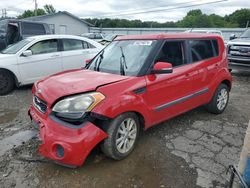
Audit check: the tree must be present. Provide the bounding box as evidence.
[17,4,56,18]
[44,4,56,14]
[228,9,250,27]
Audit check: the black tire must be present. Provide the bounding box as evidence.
[101,112,140,160]
[0,70,15,95]
[206,83,229,114]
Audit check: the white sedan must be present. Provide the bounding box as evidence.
[0,35,103,95]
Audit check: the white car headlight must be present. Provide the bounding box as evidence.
[52,92,105,119]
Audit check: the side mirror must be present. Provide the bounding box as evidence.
[22,50,32,57]
[152,62,173,74]
[229,34,236,40]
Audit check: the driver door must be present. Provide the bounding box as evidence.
[18,39,62,84]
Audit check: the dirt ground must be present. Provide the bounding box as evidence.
[0,71,249,188]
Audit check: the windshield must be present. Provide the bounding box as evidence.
[88,40,157,76]
[0,20,7,34]
[240,29,250,38]
[1,38,33,54]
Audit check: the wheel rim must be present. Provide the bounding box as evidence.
[0,73,9,91]
[217,88,228,111]
[116,118,137,154]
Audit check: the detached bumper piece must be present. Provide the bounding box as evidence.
[29,106,108,167]
[227,165,248,188]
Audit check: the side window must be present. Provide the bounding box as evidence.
[29,39,58,55]
[189,40,214,62]
[88,43,96,49]
[82,41,89,49]
[156,41,185,67]
[63,39,83,51]
[82,41,96,49]
[22,22,46,35]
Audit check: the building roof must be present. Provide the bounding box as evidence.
[22,11,94,27]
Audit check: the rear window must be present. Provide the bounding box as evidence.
[189,40,215,62]
[22,22,45,35]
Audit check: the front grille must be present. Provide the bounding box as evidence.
[33,96,47,114]
[228,45,250,58]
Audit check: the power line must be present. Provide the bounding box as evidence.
[101,0,203,16]
[97,0,228,18]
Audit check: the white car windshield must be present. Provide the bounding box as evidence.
[240,29,250,38]
[1,38,34,54]
[88,40,157,76]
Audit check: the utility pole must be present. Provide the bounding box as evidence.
[34,0,38,16]
[1,9,7,18]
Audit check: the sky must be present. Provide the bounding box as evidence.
[0,0,249,22]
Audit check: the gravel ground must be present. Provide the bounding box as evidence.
[0,72,249,188]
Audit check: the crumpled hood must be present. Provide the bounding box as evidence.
[35,69,129,105]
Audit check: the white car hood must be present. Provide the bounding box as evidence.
[227,38,250,46]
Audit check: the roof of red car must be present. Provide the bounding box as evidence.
[115,33,222,40]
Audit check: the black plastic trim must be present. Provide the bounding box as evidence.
[154,88,209,111]
[49,114,88,129]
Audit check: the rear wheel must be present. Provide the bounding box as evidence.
[206,83,229,114]
[0,70,15,95]
[101,112,140,160]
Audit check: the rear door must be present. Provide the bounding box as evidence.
[61,38,99,70]
[18,39,62,84]
[187,39,220,106]
[145,40,198,126]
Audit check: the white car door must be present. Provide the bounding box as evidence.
[61,39,100,71]
[18,39,62,84]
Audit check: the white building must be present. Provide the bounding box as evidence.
[23,11,93,35]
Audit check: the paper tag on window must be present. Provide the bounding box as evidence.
[133,41,152,46]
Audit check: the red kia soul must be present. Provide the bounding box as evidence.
[29,33,232,167]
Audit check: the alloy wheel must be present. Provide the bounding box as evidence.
[115,118,137,154]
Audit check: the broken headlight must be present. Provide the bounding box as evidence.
[52,92,105,119]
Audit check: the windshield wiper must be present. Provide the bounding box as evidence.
[94,50,104,71]
[119,47,128,76]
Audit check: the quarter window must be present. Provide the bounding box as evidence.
[212,40,219,56]
[156,41,185,67]
[63,39,83,51]
[29,39,58,55]
[189,40,214,62]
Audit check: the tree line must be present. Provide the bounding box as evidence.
[84,9,250,28]
[17,6,250,28]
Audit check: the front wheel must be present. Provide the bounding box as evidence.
[101,112,140,160]
[206,83,229,114]
[0,70,15,95]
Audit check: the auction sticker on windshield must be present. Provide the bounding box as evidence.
[133,41,153,46]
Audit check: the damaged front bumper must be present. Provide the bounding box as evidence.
[28,106,108,167]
